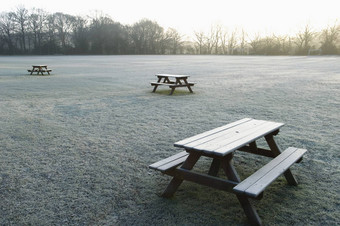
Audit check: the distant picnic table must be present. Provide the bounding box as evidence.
[150,118,307,225]
[28,65,52,75]
[151,74,195,95]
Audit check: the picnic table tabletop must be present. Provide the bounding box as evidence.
[156,74,190,78]
[174,118,284,156]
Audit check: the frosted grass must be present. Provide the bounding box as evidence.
[0,55,339,225]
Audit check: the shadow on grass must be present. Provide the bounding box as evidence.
[27,74,53,76]
[151,89,196,96]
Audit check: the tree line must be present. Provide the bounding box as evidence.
[1,6,339,55]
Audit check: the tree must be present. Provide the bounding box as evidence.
[11,6,29,52]
[71,16,89,54]
[129,19,164,54]
[44,13,59,54]
[54,12,76,53]
[295,24,314,55]
[28,8,48,54]
[0,12,17,54]
[320,23,339,54]
[194,31,205,54]
[209,24,222,54]
[249,34,262,55]
[239,29,247,55]
[227,29,237,55]
[163,28,182,54]
[89,14,128,54]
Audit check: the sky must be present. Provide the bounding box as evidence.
[2,0,339,39]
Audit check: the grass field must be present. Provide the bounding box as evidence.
[0,55,339,225]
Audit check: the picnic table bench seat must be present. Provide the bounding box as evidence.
[233,147,307,198]
[149,151,189,172]
[28,69,52,73]
[150,82,195,87]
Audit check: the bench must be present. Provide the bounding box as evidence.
[150,82,195,88]
[149,151,189,172]
[233,147,307,198]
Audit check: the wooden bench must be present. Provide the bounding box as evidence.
[28,69,52,73]
[151,82,195,88]
[233,147,307,198]
[149,151,189,172]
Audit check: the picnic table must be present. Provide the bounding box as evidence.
[28,65,52,75]
[151,74,195,95]
[149,118,307,225]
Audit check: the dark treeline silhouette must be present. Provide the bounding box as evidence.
[1,6,339,55]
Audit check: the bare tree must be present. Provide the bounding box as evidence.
[210,24,222,54]
[249,34,261,54]
[238,29,248,55]
[320,23,339,54]
[227,29,237,55]
[194,31,205,54]
[220,28,228,54]
[28,8,48,54]
[129,19,164,54]
[205,36,213,54]
[0,12,16,53]
[295,24,314,55]
[11,6,29,52]
[165,28,182,54]
[72,16,89,53]
[54,12,76,51]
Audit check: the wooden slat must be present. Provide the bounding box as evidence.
[150,82,172,86]
[212,122,284,156]
[245,148,306,197]
[149,151,188,171]
[233,147,297,192]
[181,119,283,156]
[156,74,190,78]
[169,84,195,87]
[188,120,269,150]
[233,147,307,198]
[158,155,188,172]
[174,118,253,148]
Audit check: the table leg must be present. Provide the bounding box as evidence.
[162,152,201,198]
[221,154,262,226]
[265,134,298,185]
[208,158,221,176]
[152,77,162,92]
[182,78,193,93]
[169,87,176,95]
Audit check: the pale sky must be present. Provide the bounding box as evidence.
[2,0,339,39]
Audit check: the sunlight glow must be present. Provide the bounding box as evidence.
[3,0,339,38]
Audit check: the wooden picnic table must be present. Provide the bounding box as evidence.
[151,74,195,95]
[28,65,52,75]
[149,118,307,225]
